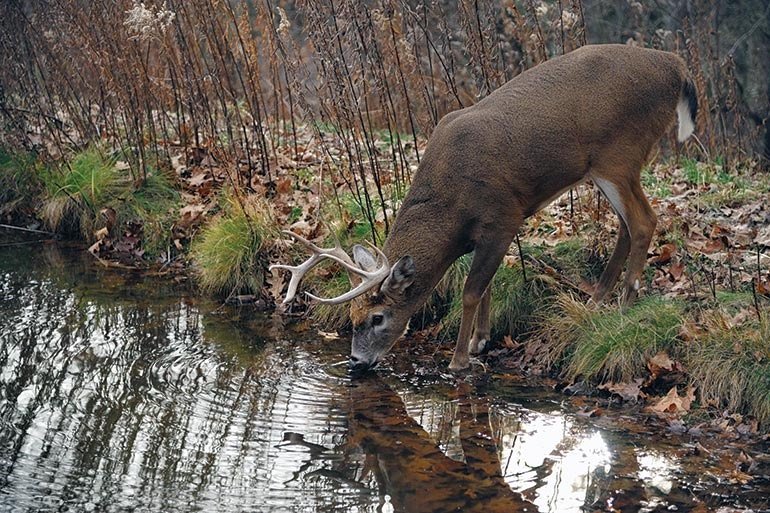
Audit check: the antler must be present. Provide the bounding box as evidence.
[269,230,390,305]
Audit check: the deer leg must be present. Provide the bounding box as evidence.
[590,177,632,303]
[470,286,491,354]
[449,238,513,371]
[620,180,657,305]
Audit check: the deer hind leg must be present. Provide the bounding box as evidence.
[591,173,657,306]
[620,179,657,305]
[449,236,514,371]
[591,176,631,303]
[470,286,491,354]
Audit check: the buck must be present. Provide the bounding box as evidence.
[271,44,697,372]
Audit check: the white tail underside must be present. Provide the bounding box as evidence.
[676,98,695,142]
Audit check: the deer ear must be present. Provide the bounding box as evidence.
[381,255,415,297]
[352,244,378,272]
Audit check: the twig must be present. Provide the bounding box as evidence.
[751,278,762,322]
[0,223,57,236]
[515,233,528,283]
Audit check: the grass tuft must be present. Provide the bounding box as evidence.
[439,256,552,340]
[39,147,118,237]
[114,171,180,256]
[686,302,770,425]
[192,195,278,297]
[540,295,684,383]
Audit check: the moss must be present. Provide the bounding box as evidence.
[541,295,684,383]
[192,195,278,297]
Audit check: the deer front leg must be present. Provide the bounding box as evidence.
[449,238,512,371]
[470,287,491,354]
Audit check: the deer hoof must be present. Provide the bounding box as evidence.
[448,357,469,372]
[470,337,487,355]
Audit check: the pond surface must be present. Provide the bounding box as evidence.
[1,241,769,513]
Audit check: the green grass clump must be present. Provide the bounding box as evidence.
[641,166,673,198]
[192,196,278,297]
[39,147,118,237]
[307,271,355,330]
[438,253,554,340]
[114,171,180,256]
[541,295,684,383]
[686,299,770,425]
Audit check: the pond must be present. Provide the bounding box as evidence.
[1,241,769,513]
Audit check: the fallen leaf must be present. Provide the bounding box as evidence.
[647,351,683,378]
[598,378,644,402]
[576,407,603,418]
[649,243,676,264]
[189,171,212,187]
[94,227,109,241]
[648,385,696,415]
[268,267,286,303]
[502,335,516,349]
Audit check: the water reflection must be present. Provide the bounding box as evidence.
[1,243,769,513]
[344,378,535,512]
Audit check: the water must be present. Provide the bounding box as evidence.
[1,241,769,512]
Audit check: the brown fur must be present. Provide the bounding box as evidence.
[350,44,695,371]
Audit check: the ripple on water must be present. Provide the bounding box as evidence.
[0,275,359,513]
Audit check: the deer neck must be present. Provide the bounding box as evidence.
[382,196,464,316]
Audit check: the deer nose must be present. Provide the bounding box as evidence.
[348,355,373,374]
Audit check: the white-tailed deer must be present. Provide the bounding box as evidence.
[272,44,697,372]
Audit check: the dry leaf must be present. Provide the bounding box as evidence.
[649,243,676,264]
[648,385,696,415]
[647,351,682,378]
[598,378,644,402]
[94,227,109,241]
[268,267,286,303]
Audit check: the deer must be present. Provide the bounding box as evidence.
[271,44,698,373]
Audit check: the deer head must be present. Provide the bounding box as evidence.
[270,231,416,371]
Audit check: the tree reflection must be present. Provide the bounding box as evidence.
[342,376,537,513]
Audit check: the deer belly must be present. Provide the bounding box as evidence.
[531,177,588,216]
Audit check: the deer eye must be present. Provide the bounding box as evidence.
[371,314,384,327]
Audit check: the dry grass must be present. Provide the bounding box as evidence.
[686,301,770,424]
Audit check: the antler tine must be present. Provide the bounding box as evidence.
[309,253,388,280]
[304,252,390,304]
[306,279,381,305]
[271,230,392,305]
[269,254,323,304]
[364,240,390,269]
[280,230,354,265]
[269,230,345,304]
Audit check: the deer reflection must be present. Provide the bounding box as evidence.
[342,377,537,513]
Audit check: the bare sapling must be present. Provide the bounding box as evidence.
[272,44,698,372]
